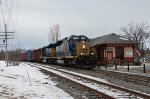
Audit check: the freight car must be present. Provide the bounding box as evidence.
[21,52,26,61]
[32,48,41,62]
[40,35,97,69]
[26,50,32,61]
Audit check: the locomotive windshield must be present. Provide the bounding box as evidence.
[72,36,79,44]
[73,37,79,40]
[81,37,85,39]
[79,36,90,42]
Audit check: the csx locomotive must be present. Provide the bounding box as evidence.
[20,35,97,69]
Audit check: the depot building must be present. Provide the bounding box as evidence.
[90,33,138,65]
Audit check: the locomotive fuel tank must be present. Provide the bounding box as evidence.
[45,47,56,57]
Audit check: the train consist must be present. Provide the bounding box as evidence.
[19,35,97,69]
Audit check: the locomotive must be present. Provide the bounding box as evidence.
[40,35,97,69]
[20,35,97,69]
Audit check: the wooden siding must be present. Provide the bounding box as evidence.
[94,44,136,65]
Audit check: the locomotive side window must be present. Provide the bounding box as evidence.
[73,37,79,40]
[80,37,85,42]
[79,36,90,42]
[72,36,79,43]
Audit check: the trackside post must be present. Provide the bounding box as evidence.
[115,64,117,70]
[127,62,130,71]
[143,64,146,73]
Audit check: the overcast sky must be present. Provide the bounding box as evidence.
[1,0,150,49]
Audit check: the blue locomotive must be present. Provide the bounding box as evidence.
[40,35,97,69]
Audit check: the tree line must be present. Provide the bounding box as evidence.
[0,49,25,61]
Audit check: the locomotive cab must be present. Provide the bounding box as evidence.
[74,36,97,68]
[61,35,97,68]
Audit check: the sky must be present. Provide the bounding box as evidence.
[1,0,150,49]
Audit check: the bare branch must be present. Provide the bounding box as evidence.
[120,22,150,51]
[48,24,61,43]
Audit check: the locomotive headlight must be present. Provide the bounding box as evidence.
[81,53,83,55]
[82,45,85,48]
[91,52,94,55]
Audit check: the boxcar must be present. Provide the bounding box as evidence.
[32,48,41,62]
[26,50,32,61]
[21,52,26,61]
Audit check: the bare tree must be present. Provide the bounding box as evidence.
[48,24,61,43]
[120,22,150,55]
[0,49,5,60]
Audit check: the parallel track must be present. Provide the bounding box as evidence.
[96,69,150,87]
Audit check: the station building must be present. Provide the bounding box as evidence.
[91,33,138,65]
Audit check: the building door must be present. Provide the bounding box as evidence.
[107,51,113,62]
[116,47,124,60]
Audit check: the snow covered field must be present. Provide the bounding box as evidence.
[0,61,73,99]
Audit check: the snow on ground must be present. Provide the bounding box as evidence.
[0,61,73,99]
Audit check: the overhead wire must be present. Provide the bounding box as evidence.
[12,0,22,50]
[0,0,6,26]
[0,0,6,50]
[0,1,1,24]
[9,0,22,50]
[13,0,22,49]
[0,0,21,51]
[6,0,15,49]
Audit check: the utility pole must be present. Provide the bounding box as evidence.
[0,24,14,66]
[0,0,15,66]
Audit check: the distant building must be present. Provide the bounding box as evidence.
[91,33,138,65]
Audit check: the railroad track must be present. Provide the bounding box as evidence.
[39,63,150,87]
[28,63,114,99]
[96,69,150,87]
[27,63,150,99]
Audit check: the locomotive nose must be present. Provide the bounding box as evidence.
[85,59,90,64]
